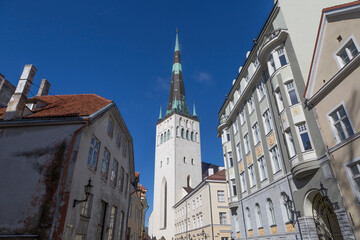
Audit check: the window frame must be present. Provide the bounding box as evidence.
[270,146,282,173]
[252,122,260,145]
[263,109,273,134]
[219,212,227,225]
[327,103,355,143]
[107,117,114,138]
[335,36,359,68]
[285,81,300,106]
[101,149,111,180]
[346,159,360,203]
[296,123,313,152]
[217,190,225,202]
[87,136,100,171]
[258,156,268,181]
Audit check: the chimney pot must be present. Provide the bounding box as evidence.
[36,79,50,96]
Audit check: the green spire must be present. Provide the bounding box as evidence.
[193,102,197,116]
[159,105,162,119]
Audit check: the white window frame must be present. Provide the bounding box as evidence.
[217,190,225,202]
[345,158,360,204]
[285,81,300,106]
[231,179,237,196]
[327,103,355,144]
[248,165,256,187]
[233,117,239,134]
[285,130,297,158]
[236,142,242,162]
[219,212,227,225]
[252,122,260,145]
[258,156,268,181]
[245,207,252,230]
[270,146,282,173]
[267,199,276,226]
[240,172,247,193]
[255,204,263,228]
[248,94,255,114]
[240,107,246,125]
[244,133,250,154]
[334,36,359,68]
[275,89,284,113]
[263,109,273,134]
[257,78,266,100]
[228,152,234,168]
[296,123,313,152]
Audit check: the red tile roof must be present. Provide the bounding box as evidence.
[206,169,226,181]
[0,94,112,120]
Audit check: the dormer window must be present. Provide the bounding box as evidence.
[336,39,359,68]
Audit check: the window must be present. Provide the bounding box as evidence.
[192,200,195,210]
[285,81,299,105]
[121,138,127,157]
[75,235,85,240]
[277,48,288,66]
[275,90,284,113]
[240,172,247,193]
[97,201,107,240]
[270,146,281,173]
[107,206,117,240]
[218,190,225,202]
[329,106,354,142]
[281,193,292,223]
[267,199,276,226]
[252,123,260,145]
[101,149,110,179]
[255,204,263,228]
[233,118,239,134]
[118,211,124,239]
[183,157,186,164]
[349,162,360,195]
[186,130,189,140]
[191,131,194,141]
[257,79,266,100]
[110,159,118,187]
[167,130,170,140]
[228,152,234,168]
[263,109,273,134]
[258,157,268,181]
[115,130,121,148]
[240,107,246,125]
[119,167,125,192]
[196,198,199,208]
[160,134,163,144]
[245,207,252,230]
[200,215,203,227]
[107,117,114,137]
[81,194,93,217]
[236,143,242,162]
[219,212,227,224]
[248,95,255,113]
[248,165,256,187]
[221,238,229,240]
[88,136,100,170]
[231,179,237,196]
[268,55,276,74]
[337,39,359,67]
[199,195,202,206]
[226,128,230,142]
[244,134,250,154]
[297,123,312,151]
[181,128,185,138]
[285,131,297,158]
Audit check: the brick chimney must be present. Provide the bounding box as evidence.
[3,64,37,120]
[36,79,50,96]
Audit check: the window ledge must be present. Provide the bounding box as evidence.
[329,131,360,153]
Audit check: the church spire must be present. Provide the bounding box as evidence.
[165,29,191,117]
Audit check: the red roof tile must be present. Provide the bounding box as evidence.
[0,94,112,120]
[206,169,226,181]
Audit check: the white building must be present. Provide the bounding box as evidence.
[148,31,202,240]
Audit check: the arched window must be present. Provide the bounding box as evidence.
[191,159,194,165]
[267,198,276,226]
[186,130,189,140]
[191,131,194,141]
[176,126,180,137]
[167,130,170,140]
[183,157,186,163]
[281,192,292,223]
[187,175,191,187]
[255,203,263,228]
[195,132,198,142]
[161,134,163,143]
[245,207,252,230]
[181,128,185,138]
[179,117,182,126]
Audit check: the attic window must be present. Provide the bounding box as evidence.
[336,38,359,68]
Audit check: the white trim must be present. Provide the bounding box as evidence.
[326,102,356,144]
[344,156,360,205]
[333,35,360,69]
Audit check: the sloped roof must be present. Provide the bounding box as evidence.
[206,169,226,181]
[0,94,112,120]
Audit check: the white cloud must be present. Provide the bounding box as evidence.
[192,71,213,84]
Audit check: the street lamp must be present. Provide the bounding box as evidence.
[319,182,328,199]
[188,233,192,240]
[73,178,93,207]
[283,194,295,223]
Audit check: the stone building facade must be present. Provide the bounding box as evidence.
[174,170,231,240]
[0,65,135,240]
[217,1,355,239]
[305,1,360,238]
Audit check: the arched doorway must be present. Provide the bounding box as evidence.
[312,193,343,240]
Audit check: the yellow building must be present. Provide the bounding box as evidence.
[174,169,231,240]
[305,1,360,238]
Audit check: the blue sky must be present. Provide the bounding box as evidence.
[0,0,274,225]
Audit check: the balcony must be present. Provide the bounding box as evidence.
[258,29,288,61]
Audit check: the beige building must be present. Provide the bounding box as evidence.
[174,169,231,240]
[127,172,149,240]
[305,1,360,238]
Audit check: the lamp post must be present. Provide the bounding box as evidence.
[73,178,93,207]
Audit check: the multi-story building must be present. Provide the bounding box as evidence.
[0,65,135,240]
[127,172,149,240]
[217,1,355,239]
[148,31,203,240]
[174,169,231,240]
[305,1,360,238]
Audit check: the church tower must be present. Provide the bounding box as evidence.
[148,31,202,240]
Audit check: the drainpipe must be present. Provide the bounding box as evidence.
[207,183,214,240]
[50,120,89,239]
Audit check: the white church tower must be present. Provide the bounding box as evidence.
[148,30,202,240]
